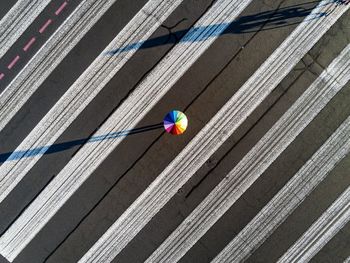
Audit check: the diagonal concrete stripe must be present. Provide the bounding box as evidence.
[0,0,184,202]
[0,0,255,262]
[77,1,350,263]
[277,184,350,263]
[0,0,51,60]
[147,43,350,263]
[212,80,350,263]
[0,0,183,261]
[0,0,120,131]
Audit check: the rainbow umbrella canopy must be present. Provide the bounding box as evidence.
[163,110,188,135]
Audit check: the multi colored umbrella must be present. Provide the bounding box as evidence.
[163,110,188,135]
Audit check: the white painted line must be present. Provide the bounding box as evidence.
[0,0,181,202]
[0,0,183,201]
[212,81,350,263]
[147,43,350,263]
[0,0,118,131]
[0,0,255,262]
[0,0,183,260]
[78,1,349,263]
[277,185,350,263]
[0,0,51,60]
[344,256,350,263]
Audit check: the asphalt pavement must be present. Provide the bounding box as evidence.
[0,0,349,262]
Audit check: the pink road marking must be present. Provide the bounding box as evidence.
[0,73,4,80]
[7,55,20,69]
[23,37,36,51]
[39,19,52,33]
[55,1,68,15]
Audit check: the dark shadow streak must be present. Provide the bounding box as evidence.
[40,0,350,260]
[0,123,164,163]
[105,0,348,55]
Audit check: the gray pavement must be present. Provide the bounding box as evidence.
[0,0,349,262]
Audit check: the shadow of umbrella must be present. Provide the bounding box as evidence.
[0,123,164,163]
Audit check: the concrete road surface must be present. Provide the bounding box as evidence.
[0,0,349,262]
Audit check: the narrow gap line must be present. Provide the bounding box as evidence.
[185,65,308,198]
[88,0,217,138]
[1,125,164,239]
[0,173,57,237]
[44,1,218,260]
[42,130,165,262]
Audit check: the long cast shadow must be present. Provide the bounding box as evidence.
[107,0,348,55]
[0,123,164,163]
